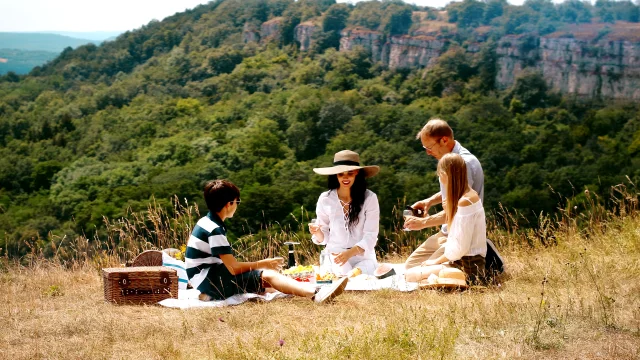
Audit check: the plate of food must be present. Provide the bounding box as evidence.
[315,270,338,284]
[282,265,314,282]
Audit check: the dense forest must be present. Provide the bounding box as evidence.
[0,0,639,258]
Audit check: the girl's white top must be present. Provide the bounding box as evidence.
[312,190,379,259]
[444,199,487,261]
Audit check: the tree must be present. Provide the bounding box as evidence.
[483,0,506,25]
[381,5,413,35]
[557,0,593,23]
[322,3,350,32]
[457,0,487,28]
[476,41,498,92]
[507,71,549,111]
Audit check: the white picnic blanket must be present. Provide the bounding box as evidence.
[158,289,290,309]
[345,274,417,292]
[158,265,415,308]
[344,264,417,292]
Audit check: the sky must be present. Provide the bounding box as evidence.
[1,0,535,33]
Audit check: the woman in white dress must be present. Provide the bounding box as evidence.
[405,153,487,284]
[308,150,380,276]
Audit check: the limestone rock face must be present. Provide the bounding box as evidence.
[339,28,385,63]
[295,22,320,51]
[387,36,446,69]
[338,29,446,70]
[496,34,640,99]
[261,17,282,42]
[250,16,640,99]
[242,23,260,44]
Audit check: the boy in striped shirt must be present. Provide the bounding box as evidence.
[186,179,348,303]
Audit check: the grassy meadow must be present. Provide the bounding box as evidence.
[1,188,639,359]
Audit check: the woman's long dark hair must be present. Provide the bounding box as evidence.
[328,171,367,229]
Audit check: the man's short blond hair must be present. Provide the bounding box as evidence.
[416,119,454,140]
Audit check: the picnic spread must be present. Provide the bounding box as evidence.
[102,243,482,307]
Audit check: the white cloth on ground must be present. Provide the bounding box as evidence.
[158,289,290,309]
[344,263,417,292]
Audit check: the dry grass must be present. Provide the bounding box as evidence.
[1,185,639,359]
[546,22,640,42]
[1,218,638,359]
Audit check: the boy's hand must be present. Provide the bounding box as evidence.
[259,257,284,271]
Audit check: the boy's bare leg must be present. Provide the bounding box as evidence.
[261,270,316,297]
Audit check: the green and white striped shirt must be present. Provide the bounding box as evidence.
[185,212,233,292]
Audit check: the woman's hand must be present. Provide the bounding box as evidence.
[331,248,359,266]
[421,259,439,266]
[258,257,284,271]
[308,223,322,236]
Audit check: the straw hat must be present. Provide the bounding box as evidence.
[419,268,468,290]
[313,150,380,178]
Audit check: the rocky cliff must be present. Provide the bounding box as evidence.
[242,23,260,44]
[295,21,320,51]
[387,35,446,69]
[339,29,446,69]
[248,18,640,99]
[261,17,282,42]
[339,28,385,63]
[496,31,640,99]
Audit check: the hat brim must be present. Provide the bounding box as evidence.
[313,165,380,178]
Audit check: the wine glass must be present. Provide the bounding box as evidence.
[402,209,413,232]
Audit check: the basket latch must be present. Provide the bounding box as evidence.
[118,274,131,287]
[159,272,172,285]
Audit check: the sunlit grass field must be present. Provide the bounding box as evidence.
[1,188,639,359]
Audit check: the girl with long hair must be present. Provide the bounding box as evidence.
[309,150,380,276]
[405,153,487,284]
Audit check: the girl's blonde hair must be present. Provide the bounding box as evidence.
[437,153,468,229]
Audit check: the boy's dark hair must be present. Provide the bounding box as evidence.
[203,180,240,213]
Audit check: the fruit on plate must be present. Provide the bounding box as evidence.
[282,265,314,282]
[315,271,337,281]
[282,265,313,275]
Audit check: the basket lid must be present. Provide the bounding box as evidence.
[102,266,176,274]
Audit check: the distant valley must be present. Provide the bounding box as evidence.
[0,31,121,74]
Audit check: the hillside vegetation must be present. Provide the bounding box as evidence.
[1,191,638,359]
[0,0,639,261]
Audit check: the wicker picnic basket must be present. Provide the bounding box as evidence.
[102,266,178,305]
[130,250,163,267]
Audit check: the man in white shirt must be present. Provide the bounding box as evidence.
[403,119,485,269]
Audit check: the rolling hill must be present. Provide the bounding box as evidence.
[0,32,95,52]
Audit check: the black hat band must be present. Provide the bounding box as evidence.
[333,160,360,166]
